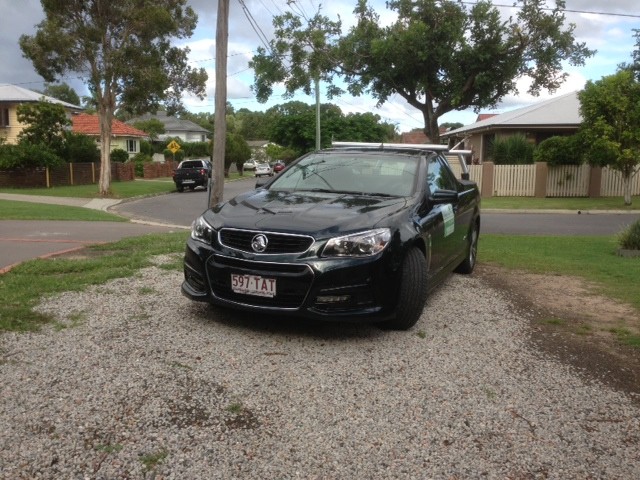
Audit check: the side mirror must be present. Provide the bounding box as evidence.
[430,189,458,204]
[255,178,269,188]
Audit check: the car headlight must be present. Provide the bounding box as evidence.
[191,215,215,244]
[322,228,391,257]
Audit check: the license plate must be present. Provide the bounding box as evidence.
[182,180,195,184]
[231,274,276,297]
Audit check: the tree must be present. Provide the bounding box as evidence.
[16,101,70,156]
[618,28,640,81]
[225,133,251,176]
[42,83,81,106]
[235,109,271,140]
[579,70,640,206]
[20,0,207,196]
[251,0,593,143]
[132,119,166,143]
[265,101,396,156]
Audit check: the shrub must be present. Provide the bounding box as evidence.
[131,152,153,177]
[534,135,584,166]
[63,132,100,163]
[110,148,129,163]
[490,134,534,165]
[618,220,640,250]
[0,142,63,169]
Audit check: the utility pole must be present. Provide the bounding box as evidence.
[210,0,229,208]
[315,77,320,151]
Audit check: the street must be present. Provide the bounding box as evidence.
[113,177,640,235]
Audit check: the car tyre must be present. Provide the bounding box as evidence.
[454,222,479,274]
[382,248,428,330]
[177,185,184,193]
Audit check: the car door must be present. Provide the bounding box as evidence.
[425,155,466,270]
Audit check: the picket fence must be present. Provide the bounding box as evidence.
[449,161,640,197]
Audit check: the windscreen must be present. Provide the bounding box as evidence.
[268,152,418,197]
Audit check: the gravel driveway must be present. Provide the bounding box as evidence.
[1,256,639,479]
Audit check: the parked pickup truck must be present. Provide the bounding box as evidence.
[172,159,211,192]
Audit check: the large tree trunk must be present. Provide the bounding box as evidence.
[623,174,632,206]
[98,107,113,197]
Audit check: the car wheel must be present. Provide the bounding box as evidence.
[382,248,428,330]
[454,221,479,274]
[177,185,184,192]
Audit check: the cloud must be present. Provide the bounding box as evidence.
[3,0,638,132]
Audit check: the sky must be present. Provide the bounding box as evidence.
[1,0,638,133]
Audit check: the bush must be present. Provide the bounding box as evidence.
[131,152,153,177]
[0,142,63,169]
[490,134,534,165]
[534,135,584,166]
[618,220,640,250]
[63,132,100,163]
[110,148,129,163]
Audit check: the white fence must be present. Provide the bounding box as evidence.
[546,164,591,197]
[447,162,640,197]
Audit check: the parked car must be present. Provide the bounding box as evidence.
[172,159,211,192]
[254,163,273,177]
[272,160,286,173]
[182,143,480,330]
[243,159,258,171]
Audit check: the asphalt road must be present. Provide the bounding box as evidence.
[2,178,638,272]
[112,177,640,235]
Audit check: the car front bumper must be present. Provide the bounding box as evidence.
[181,237,402,322]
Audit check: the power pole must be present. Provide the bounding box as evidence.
[315,77,320,151]
[210,0,229,208]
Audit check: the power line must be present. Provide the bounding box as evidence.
[461,2,640,19]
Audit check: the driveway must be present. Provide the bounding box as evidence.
[1,264,638,478]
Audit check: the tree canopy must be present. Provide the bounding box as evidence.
[264,101,396,156]
[16,101,70,157]
[579,69,640,206]
[42,83,81,106]
[20,0,207,195]
[251,0,593,143]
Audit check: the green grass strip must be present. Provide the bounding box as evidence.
[0,232,189,332]
[479,234,640,311]
[0,200,128,221]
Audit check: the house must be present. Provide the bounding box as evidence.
[0,84,83,145]
[442,91,582,163]
[72,113,147,158]
[127,111,210,143]
[400,127,450,144]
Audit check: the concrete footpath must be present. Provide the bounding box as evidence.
[0,194,185,274]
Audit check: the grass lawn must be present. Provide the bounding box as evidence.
[0,232,189,332]
[0,200,128,221]
[0,178,175,199]
[0,173,254,200]
[482,196,640,210]
[479,234,640,311]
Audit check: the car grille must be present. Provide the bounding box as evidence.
[207,255,313,309]
[219,228,314,254]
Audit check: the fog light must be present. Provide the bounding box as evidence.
[315,295,351,304]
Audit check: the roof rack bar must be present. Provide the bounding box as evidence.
[331,141,449,151]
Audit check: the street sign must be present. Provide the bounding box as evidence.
[167,140,181,154]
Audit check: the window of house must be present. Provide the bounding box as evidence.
[126,139,137,153]
[0,108,9,127]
